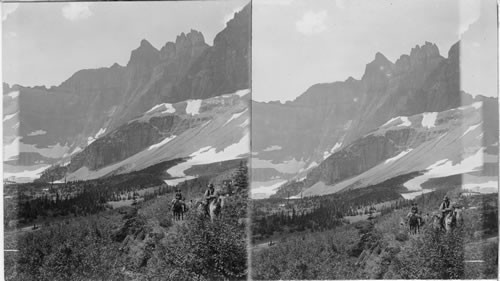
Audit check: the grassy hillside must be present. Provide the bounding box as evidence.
[5,162,249,280]
[251,191,498,280]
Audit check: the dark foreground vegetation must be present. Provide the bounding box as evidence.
[252,188,498,280]
[5,162,249,280]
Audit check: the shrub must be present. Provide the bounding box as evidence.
[391,227,465,279]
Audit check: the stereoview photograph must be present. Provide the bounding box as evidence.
[3,1,250,280]
[251,0,498,279]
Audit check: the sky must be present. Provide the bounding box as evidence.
[2,0,249,87]
[252,0,497,102]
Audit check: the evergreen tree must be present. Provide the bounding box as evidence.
[234,161,248,191]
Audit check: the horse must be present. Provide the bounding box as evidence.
[408,214,422,235]
[430,212,443,231]
[443,207,463,232]
[207,194,227,222]
[171,200,186,221]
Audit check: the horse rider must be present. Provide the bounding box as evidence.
[172,189,185,208]
[407,202,421,224]
[204,183,217,215]
[439,195,452,229]
[174,188,185,201]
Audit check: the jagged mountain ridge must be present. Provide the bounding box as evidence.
[3,4,250,183]
[251,41,495,199]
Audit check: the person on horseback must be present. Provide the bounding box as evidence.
[407,202,421,225]
[439,195,452,229]
[172,188,185,209]
[173,188,185,202]
[204,183,217,216]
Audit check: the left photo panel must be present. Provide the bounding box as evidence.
[3,1,251,280]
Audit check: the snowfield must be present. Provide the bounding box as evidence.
[223,109,247,127]
[404,148,485,192]
[185,99,202,115]
[251,179,288,199]
[382,116,411,127]
[252,157,306,174]
[7,91,19,99]
[398,117,411,127]
[165,132,250,184]
[27,130,47,136]
[461,123,482,138]
[94,128,106,139]
[263,145,282,152]
[323,142,342,159]
[3,164,51,182]
[148,135,176,151]
[3,112,17,122]
[146,103,176,114]
[385,149,413,164]
[421,112,438,128]
[4,138,70,161]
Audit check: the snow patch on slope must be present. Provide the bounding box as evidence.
[251,179,288,199]
[186,100,202,115]
[306,161,318,170]
[95,128,106,139]
[385,149,413,164]
[146,103,176,114]
[323,142,342,159]
[165,132,250,185]
[148,135,176,151]
[4,137,70,160]
[27,130,47,136]
[252,157,306,174]
[263,145,282,152]
[71,146,83,155]
[421,112,438,128]
[383,116,411,127]
[404,148,485,192]
[398,117,411,127]
[6,91,19,99]
[3,165,50,182]
[3,112,17,122]
[461,123,481,138]
[223,109,247,127]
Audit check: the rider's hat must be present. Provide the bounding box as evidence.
[443,196,449,200]
[208,183,214,188]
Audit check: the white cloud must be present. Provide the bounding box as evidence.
[62,3,93,21]
[296,10,328,35]
[2,3,19,21]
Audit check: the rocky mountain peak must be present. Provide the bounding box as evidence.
[160,30,207,61]
[127,39,160,67]
[175,30,206,48]
[448,41,460,61]
[362,51,393,81]
[410,41,440,59]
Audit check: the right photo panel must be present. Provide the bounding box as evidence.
[250,0,498,279]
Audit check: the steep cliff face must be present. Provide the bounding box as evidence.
[65,90,250,181]
[3,4,251,183]
[276,98,497,198]
[171,5,251,102]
